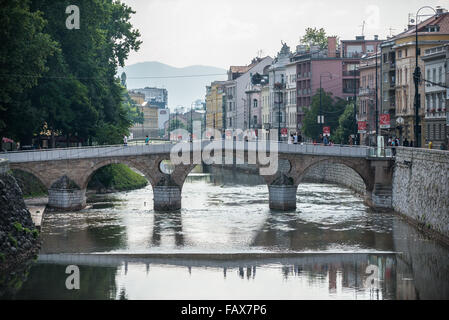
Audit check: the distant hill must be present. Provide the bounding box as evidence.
[118,62,227,109]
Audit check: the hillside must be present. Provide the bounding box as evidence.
[119,62,227,108]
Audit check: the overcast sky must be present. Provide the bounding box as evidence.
[122,0,448,69]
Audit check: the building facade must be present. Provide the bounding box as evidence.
[422,45,448,148]
[358,53,381,146]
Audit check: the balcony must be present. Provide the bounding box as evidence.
[342,70,360,77]
[358,88,375,96]
[343,88,357,94]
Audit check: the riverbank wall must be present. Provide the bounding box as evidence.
[0,159,40,273]
[392,148,449,243]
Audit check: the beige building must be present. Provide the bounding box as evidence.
[205,81,226,133]
[389,9,449,147]
[130,101,160,139]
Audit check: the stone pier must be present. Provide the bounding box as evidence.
[268,185,297,211]
[47,176,86,211]
[153,186,182,211]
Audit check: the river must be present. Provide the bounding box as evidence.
[2,169,449,300]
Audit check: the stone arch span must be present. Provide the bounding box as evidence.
[289,156,374,193]
[296,158,371,195]
[80,158,157,190]
[9,164,52,189]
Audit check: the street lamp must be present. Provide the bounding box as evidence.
[319,72,333,140]
[414,6,437,148]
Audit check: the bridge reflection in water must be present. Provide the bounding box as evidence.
[5,169,448,300]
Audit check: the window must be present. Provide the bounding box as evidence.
[253,99,258,108]
[433,68,436,85]
[398,50,402,58]
[439,67,443,84]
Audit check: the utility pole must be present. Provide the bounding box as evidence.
[414,6,437,148]
[354,67,358,145]
[375,49,379,137]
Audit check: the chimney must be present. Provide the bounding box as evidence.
[436,6,448,14]
[327,36,337,57]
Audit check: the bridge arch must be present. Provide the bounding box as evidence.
[80,158,156,190]
[9,164,52,189]
[293,157,374,193]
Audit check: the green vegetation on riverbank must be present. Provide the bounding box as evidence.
[11,170,47,198]
[88,164,148,192]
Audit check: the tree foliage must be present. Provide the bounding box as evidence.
[300,27,328,50]
[0,0,142,146]
[334,104,356,144]
[302,89,347,140]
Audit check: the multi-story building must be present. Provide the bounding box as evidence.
[285,61,297,136]
[358,52,381,146]
[225,57,273,134]
[261,84,270,140]
[132,87,168,109]
[244,81,262,138]
[384,8,449,147]
[128,91,145,105]
[379,38,397,139]
[292,36,382,135]
[268,43,292,141]
[205,81,227,133]
[422,45,448,148]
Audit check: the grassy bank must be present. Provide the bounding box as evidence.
[87,164,148,192]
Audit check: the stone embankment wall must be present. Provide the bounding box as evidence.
[0,159,40,272]
[301,162,366,195]
[392,148,449,240]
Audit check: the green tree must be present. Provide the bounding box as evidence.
[28,0,141,146]
[302,89,347,140]
[300,27,328,50]
[334,104,356,144]
[0,0,57,140]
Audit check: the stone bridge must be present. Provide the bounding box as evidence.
[0,141,394,211]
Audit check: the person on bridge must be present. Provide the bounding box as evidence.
[323,135,329,146]
[123,135,128,146]
[145,136,150,145]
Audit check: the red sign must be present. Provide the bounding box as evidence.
[379,114,390,129]
[281,128,288,137]
[323,126,331,136]
[358,121,367,133]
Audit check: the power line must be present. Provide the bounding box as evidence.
[0,73,228,80]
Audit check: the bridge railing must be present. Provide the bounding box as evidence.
[0,139,393,163]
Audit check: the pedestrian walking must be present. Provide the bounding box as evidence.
[145,135,150,145]
[123,135,128,146]
[323,135,329,146]
[288,134,293,144]
[403,138,409,147]
[428,141,433,149]
[294,133,298,144]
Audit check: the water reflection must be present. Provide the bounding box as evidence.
[3,168,449,299]
[4,253,412,300]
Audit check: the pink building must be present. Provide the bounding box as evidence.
[292,36,383,131]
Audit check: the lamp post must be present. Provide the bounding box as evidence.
[414,6,437,148]
[319,72,333,141]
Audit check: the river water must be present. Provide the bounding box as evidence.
[3,169,449,300]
